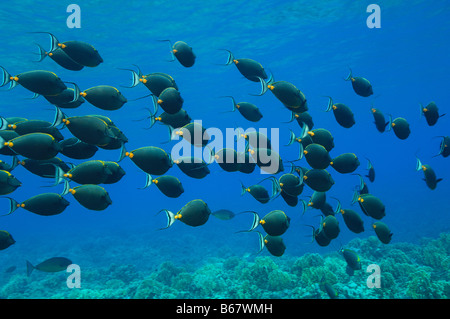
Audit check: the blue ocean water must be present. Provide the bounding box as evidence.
[0,0,449,299]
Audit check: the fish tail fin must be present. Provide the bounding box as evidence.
[222,49,235,66]
[351,188,360,205]
[53,165,66,186]
[138,173,153,189]
[324,96,334,112]
[150,94,159,115]
[51,106,67,127]
[415,157,423,171]
[33,43,48,62]
[344,67,353,81]
[269,176,281,200]
[255,231,265,255]
[157,209,176,230]
[118,143,128,162]
[286,129,297,146]
[2,197,19,216]
[235,211,260,233]
[220,96,237,112]
[250,76,268,96]
[419,103,424,117]
[299,199,307,216]
[26,260,35,277]
[282,111,296,124]
[386,114,393,132]
[61,179,70,196]
[0,66,13,88]
[240,181,247,196]
[117,67,141,88]
[331,197,342,215]
[157,39,175,62]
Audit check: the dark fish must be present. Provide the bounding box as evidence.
[57,160,113,185]
[330,153,360,174]
[66,184,112,211]
[75,85,127,111]
[308,191,327,209]
[259,233,286,257]
[36,32,103,67]
[280,191,299,207]
[237,151,256,174]
[365,158,375,182]
[173,156,210,179]
[0,67,67,96]
[240,210,290,236]
[26,257,72,276]
[416,158,442,190]
[257,77,308,113]
[420,102,445,126]
[388,116,410,140]
[0,230,15,250]
[285,111,314,131]
[211,209,235,220]
[97,125,128,150]
[0,130,20,156]
[8,119,64,141]
[153,87,184,115]
[434,136,450,158]
[321,280,338,299]
[35,44,84,71]
[241,176,280,204]
[160,199,211,228]
[5,265,16,273]
[371,108,389,133]
[59,137,98,159]
[321,215,340,240]
[141,174,184,198]
[122,66,178,96]
[213,148,241,172]
[248,147,284,174]
[102,161,126,184]
[372,222,393,244]
[340,208,364,233]
[325,97,355,128]
[241,130,272,150]
[279,173,304,197]
[286,128,313,160]
[173,122,210,147]
[221,50,268,82]
[4,193,70,216]
[224,96,262,122]
[357,193,385,220]
[304,143,332,170]
[303,169,334,192]
[320,202,336,216]
[2,132,61,160]
[120,146,172,176]
[150,109,192,129]
[18,157,70,179]
[44,88,85,109]
[306,225,331,247]
[345,68,373,97]
[52,108,116,146]
[341,248,362,275]
[160,40,196,68]
[307,128,334,152]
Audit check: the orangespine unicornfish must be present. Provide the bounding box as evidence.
[307,128,335,152]
[320,277,338,299]
[173,156,210,179]
[237,210,290,236]
[303,169,334,192]
[54,160,113,185]
[119,144,172,176]
[240,176,281,204]
[304,224,331,247]
[304,143,332,170]
[158,199,211,229]
[102,161,126,184]
[212,148,241,173]
[254,232,286,257]
[340,248,362,276]
[351,173,370,201]
[72,83,127,111]
[433,136,450,158]
[18,157,71,179]
[147,108,191,130]
[119,65,178,95]
[30,32,103,67]
[26,257,72,277]
[221,96,262,122]
[387,115,410,140]
[307,191,327,210]
[324,97,355,128]
[345,67,373,97]
[340,208,364,234]
[0,230,15,251]
[357,193,386,220]
[365,157,375,182]
[420,102,445,126]
[34,43,84,71]
[2,193,69,217]
[44,88,85,109]
[330,153,360,174]
[62,181,112,211]
[140,174,184,198]
[286,124,311,160]
[59,137,98,160]
[8,119,64,141]
[239,128,273,150]
[219,49,268,82]
[0,130,20,156]
[171,122,210,147]
[248,147,284,174]
[159,40,196,67]
[0,67,67,96]
[255,76,308,113]
[278,173,304,197]
[0,132,61,161]
[284,111,314,131]
[150,87,183,115]
[371,107,389,133]
[372,221,393,244]
[321,215,340,240]
[415,157,442,190]
[0,170,21,196]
